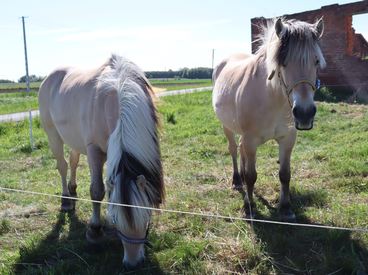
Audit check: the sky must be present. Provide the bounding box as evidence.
[1,0,367,81]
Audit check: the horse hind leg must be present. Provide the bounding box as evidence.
[68,149,80,197]
[46,127,74,211]
[240,139,257,219]
[86,144,106,244]
[223,126,242,190]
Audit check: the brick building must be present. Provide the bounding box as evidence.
[251,1,368,101]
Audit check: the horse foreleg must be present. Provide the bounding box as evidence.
[223,126,242,189]
[86,144,106,244]
[68,149,80,197]
[240,140,257,218]
[277,132,296,222]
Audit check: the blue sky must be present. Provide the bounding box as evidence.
[1,0,367,81]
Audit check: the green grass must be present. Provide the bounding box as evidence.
[0,92,38,115]
[150,78,212,91]
[0,91,367,274]
[0,79,212,93]
[0,79,212,115]
[0,82,41,92]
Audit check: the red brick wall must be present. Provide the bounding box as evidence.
[251,1,368,89]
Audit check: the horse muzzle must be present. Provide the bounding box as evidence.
[123,256,145,270]
[295,120,314,131]
[292,105,316,131]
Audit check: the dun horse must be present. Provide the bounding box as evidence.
[212,18,325,221]
[38,55,164,268]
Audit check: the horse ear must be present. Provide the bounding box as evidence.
[136,175,147,193]
[314,17,324,40]
[275,18,285,39]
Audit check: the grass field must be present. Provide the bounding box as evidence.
[0,82,41,93]
[0,79,212,115]
[0,91,367,274]
[0,79,212,94]
[0,92,38,115]
[150,79,212,91]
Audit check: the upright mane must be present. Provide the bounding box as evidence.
[100,54,164,232]
[255,18,326,78]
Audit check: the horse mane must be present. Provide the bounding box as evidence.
[255,18,326,77]
[101,54,164,231]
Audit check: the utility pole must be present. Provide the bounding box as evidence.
[211,49,215,71]
[211,49,215,84]
[21,16,34,150]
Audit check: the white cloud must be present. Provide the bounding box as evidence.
[55,19,232,42]
[57,26,192,42]
[30,27,81,36]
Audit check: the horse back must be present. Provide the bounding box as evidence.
[212,53,252,83]
[38,68,69,129]
[38,66,118,154]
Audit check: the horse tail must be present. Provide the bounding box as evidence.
[212,59,227,84]
[102,56,164,229]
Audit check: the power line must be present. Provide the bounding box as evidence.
[1,186,368,233]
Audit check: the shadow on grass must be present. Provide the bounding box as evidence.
[237,188,368,274]
[14,211,164,275]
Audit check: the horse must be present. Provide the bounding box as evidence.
[212,18,326,221]
[38,54,164,268]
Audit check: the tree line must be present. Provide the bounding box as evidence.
[0,75,45,83]
[145,67,213,79]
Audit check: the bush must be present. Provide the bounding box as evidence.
[145,67,213,79]
[315,86,354,102]
[315,87,337,102]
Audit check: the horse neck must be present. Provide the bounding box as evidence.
[263,64,292,110]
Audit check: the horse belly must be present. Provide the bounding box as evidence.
[49,103,88,155]
[56,124,87,154]
[212,87,241,134]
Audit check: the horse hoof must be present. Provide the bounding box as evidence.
[86,225,104,244]
[232,184,243,191]
[279,209,296,222]
[61,197,75,212]
[68,184,77,197]
[232,173,242,190]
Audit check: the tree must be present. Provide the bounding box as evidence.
[145,67,213,79]
[18,74,44,83]
[0,79,15,83]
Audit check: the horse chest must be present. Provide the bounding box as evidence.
[253,115,291,145]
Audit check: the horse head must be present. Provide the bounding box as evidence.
[272,18,326,130]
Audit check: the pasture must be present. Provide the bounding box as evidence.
[0,82,41,94]
[0,79,212,94]
[0,91,367,274]
[0,79,212,115]
[0,92,38,115]
[150,79,212,91]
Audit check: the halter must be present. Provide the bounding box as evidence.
[268,69,317,108]
[111,216,152,247]
[116,228,151,246]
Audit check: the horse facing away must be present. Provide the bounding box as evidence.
[38,54,164,268]
[212,18,326,221]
